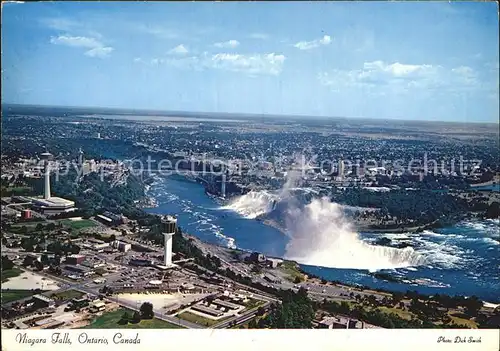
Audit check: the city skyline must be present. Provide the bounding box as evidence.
[2,1,499,123]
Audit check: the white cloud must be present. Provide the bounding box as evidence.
[49,35,113,58]
[50,35,101,49]
[318,61,481,95]
[249,33,269,40]
[213,40,240,49]
[210,53,285,75]
[294,35,332,50]
[85,47,114,58]
[144,51,285,76]
[168,44,189,55]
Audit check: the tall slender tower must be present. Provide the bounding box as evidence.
[221,165,227,199]
[40,151,53,200]
[78,148,84,166]
[161,215,177,267]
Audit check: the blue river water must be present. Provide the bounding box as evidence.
[145,175,500,302]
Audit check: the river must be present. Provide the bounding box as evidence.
[145,175,500,303]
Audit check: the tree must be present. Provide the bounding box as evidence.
[256,306,266,316]
[140,302,154,319]
[293,276,302,284]
[392,291,404,305]
[1,256,14,271]
[35,223,44,231]
[464,296,483,317]
[119,311,130,325]
[131,311,141,324]
[34,260,44,271]
[46,222,56,231]
[251,265,262,274]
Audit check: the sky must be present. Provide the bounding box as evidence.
[2,1,499,123]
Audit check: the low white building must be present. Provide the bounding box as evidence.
[112,240,131,252]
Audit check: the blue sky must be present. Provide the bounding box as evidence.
[2,1,499,122]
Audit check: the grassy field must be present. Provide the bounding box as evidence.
[378,306,414,320]
[1,289,39,304]
[9,225,37,234]
[1,186,33,197]
[449,313,478,329]
[1,268,24,283]
[281,261,305,282]
[82,308,183,329]
[52,289,85,301]
[59,219,97,231]
[244,298,266,310]
[177,311,226,327]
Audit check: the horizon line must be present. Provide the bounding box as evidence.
[2,102,499,125]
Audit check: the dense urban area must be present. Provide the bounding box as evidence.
[1,104,499,330]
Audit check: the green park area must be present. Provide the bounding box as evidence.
[281,261,305,283]
[1,289,39,304]
[9,224,38,234]
[1,267,23,283]
[0,186,33,197]
[177,311,231,327]
[59,219,97,231]
[52,289,85,301]
[82,308,183,329]
[243,298,266,310]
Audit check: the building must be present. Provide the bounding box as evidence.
[78,148,84,167]
[66,254,86,265]
[212,299,241,310]
[30,151,76,215]
[64,264,94,276]
[34,318,64,329]
[84,239,110,252]
[21,209,31,220]
[249,252,266,263]
[266,258,283,269]
[89,301,106,313]
[262,273,281,284]
[112,240,131,252]
[318,316,364,329]
[191,304,224,317]
[95,214,113,225]
[32,197,76,215]
[161,215,177,268]
[338,159,345,180]
[32,294,55,308]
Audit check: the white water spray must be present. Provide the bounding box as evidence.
[222,190,279,219]
[225,167,426,270]
[283,197,427,270]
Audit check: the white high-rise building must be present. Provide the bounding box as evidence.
[161,215,177,267]
[338,159,345,180]
[40,152,53,199]
[78,148,84,166]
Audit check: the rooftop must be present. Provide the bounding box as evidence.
[32,197,75,208]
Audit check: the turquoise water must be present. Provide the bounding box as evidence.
[145,175,500,302]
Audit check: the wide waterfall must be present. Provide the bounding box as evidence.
[284,197,427,271]
[224,188,427,270]
[222,190,279,219]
